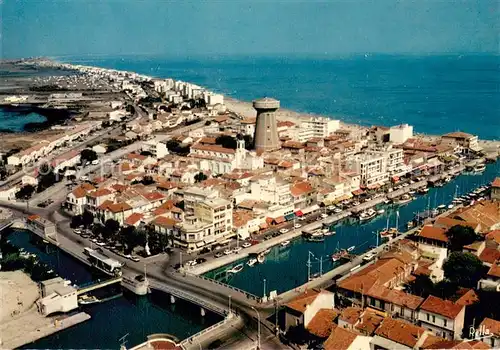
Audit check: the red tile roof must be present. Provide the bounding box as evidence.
[191,143,236,154]
[285,289,321,313]
[418,225,449,243]
[339,306,362,325]
[486,230,500,244]
[492,178,500,188]
[425,340,490,349]
[88,188,112,198]
[153,216,179,228]
[366,285,424,310]
[420,295,464,319]
[479,317,500,336]
[306,308,339,338]
[375,318,426,348]
[355,310,385,336]
[125,213,143,226]
[487,263,500,278]
[107,202,132,213]
[479,247,500,265]
[290,181,314,197]
[323,326,358,350]
[453,288,479,306]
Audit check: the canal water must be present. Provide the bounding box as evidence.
[4,229,222,349]
[204,161,500,296]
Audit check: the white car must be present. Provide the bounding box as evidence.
[96,241,106,246]
[232,247,243,254]
[91,159,100,165]
[294,224,302,229]
[73,229,82,234]
[80,175,89,181]
[223,249,232,255]
[242,242,252,248]
[321,213,328,218]
[130,256,140,262]
[185,260,197,266]
[279,228,289,234]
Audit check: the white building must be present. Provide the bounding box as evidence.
[418,295,466,340]
[37,278,78,316]
[284,289,335,331]
[183,187,219,216]
[190,140,263,175]
[348,153,388,187]
[250,175,292,207]
[300,117,340,138]
[390,124,413,144]
[176,197,233,252]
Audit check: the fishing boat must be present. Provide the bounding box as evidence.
[380,227,398,239]
[383,199,392,205]
[347,246,355,252]
[228,264,244,274]
[474,163,486,173]
[280,240,291,247]
[257,253,265,264]
[323,230,335,236]
[409,191,416,195]
[309,272,321,281]
[377,209,385,215]
[78,294,100,305]
[417,187,429,194]
[437,204,446,210]
[247,258,258,267]
[304,231,325,242]
[331,249,348,262]
[447,204,454,209]
[359,208,377,221]
[394,194,413,205]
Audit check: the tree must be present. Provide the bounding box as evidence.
[15,184,35,200]
[443,252,485,288]
[194,172,208,183]
[80,149,98,164]
[92,223,106,239]
[119,226,146,254]
[81,210,94,228]
[37,162,57,192]
[405,275,435,298]
[140,150,153,157]
[215,135,237,149]
[141,175,154,185]
[104,219,120,237]
[446,225,478,251]
[70,215,83,229]
[243,135,254,150]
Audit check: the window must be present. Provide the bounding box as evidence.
[432,315,436,323]
[427,313,430,321]
[443,319,447,327]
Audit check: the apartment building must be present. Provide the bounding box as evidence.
[441,132,480,153]
[301,117,340,138]
[250,175,293,207]
[389,124,413,144]
[349,153,388,187]
[175,197,233,252]
[418,295,466,340]
[182,187,219,216]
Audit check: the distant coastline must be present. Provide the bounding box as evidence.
[62,54,500,140]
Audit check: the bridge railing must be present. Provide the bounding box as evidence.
[148,280,228,316]
[179,314,236,349]
[185,272,261,302]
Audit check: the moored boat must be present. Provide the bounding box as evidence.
[247,258,257,267]
[359,209,377,221]
[347,246,355,252]
[228,264,244,274]
[280,240,291,247]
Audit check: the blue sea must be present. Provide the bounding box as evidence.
[63,54,500,140]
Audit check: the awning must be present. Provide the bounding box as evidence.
[195,241,205,248]
[352,189,364,196]
[274,216,285,224]
[322,199,333,206]
[259,222,269,230]
[295,210,304,217]
[204,238,216,245]
[285,213,295,221]
[367,183,381,190]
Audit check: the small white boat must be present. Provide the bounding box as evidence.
[228,264,244,274]
[474,164,486,172]
[324,230,335,236]
[377,209,385,214]
[417,188,429,194]
[347,246,355,252]
[447,204,454,209]
[78,294,100,305]
[394,194,413,205]
[257,253,265,264]
[281,240,291,247]
[359,209,377,221]
[437,204,446,210]
[247,258,257,267]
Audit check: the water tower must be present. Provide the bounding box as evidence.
[253,97,280,152]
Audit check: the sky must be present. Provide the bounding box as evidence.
[1,0,499,58]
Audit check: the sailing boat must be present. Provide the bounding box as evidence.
[380,211,398,239]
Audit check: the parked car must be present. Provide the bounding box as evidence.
[279,228,289,234]
[294,224,302,229]
[185,260,197,267]
[130,256,140,262]
[242,242,252,248]
[321,213,328,218]
[214,252,223,258]
[232,247,242,254]
[196,258,207,264]
[223,249,232,255]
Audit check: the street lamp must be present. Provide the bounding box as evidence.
[251,306,261,349]
[263,278,266,299]
[228,295,232,315]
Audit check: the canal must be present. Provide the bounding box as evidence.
[204,161,500,296]
[4,229,222,349]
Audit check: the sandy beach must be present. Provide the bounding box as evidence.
[224,96,368,133]
[0,270,40,323]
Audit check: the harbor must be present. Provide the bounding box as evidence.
[201,160,500,297]
[1,228,223,349]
